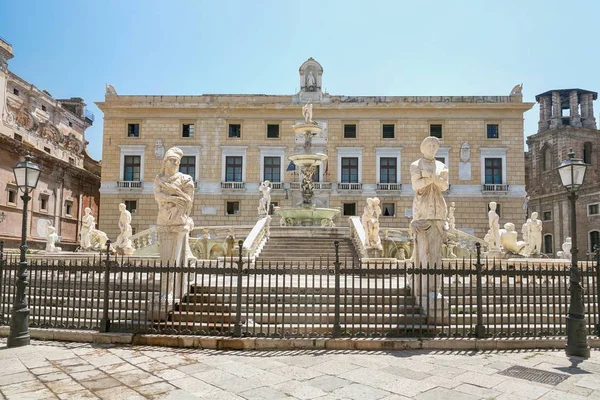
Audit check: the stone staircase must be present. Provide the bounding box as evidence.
[255,226,359,265]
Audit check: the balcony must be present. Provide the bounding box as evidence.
[482,184,509,193]
[290,182,332,190]
[221,182,245,190]
[337,183,363,191]
[376,183,402,192]
[117,181,143,190]
[270,182,284,190]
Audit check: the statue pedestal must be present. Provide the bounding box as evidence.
[365,247,383,258]
[419,292,450,325]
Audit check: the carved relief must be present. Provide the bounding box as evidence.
[15,107,36,130]
[38,122,62,143]
[155,139,165,159]
[459,142,470,163]
[64,134,84,154]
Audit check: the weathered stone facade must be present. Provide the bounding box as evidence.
[0,38,100,250]
[97,58,533,241]
[526,89,600,256]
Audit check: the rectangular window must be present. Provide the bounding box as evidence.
[228,124,241,138]
[124,200,137,213]
[8,189,17,205]
[44,147,51,154]
[435,156,446,164]
[341,157,359,183]
[127,123,140,138]
[13,88,19,96]
[226,201,240,215]
[542,211,552,221]
[430,124,443,138]
[226,156,243,182]
[343,203,356,216]
[382,124,395,139]
[264,156,281,182]
[589,204,599,216]
[179,156,196,181]
[487,124,499,139]
[40,196,48,212]
[484,158,503,184]
[544,235,553,254]
[266,124,280,139]
[182,123,195,138]
[14,133,22,142]
[123,155,141,181]
[312,165,320,182]
[344,124,357,139]
[269,201,278,215]
[382,203,396,217]
[41,105,47,112]
[65,201,73,217]
[380,157,397,183]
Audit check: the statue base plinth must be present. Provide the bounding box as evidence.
[365,248,384,258]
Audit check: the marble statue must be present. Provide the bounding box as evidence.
[45,226,61,252]
[80,207,95,249]
[154,147,196,266]
[488,202,501,251]
[447,202,456,231]
[306,70,316,87]
[361,197,382,250]
[114,203,134,255]
[410,137,449,276]
[105,84,117,95]
[510,83,523,96]
[557,237,572,259]
[524,212,543,255]
[499,222,527,255]
[257,180,272,216]
[302,100,313,123]
[410,136,450,322]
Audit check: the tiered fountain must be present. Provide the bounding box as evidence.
[274,101,341,226]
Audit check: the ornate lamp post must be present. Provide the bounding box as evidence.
[7,155,41,348]
[557,149,590,358]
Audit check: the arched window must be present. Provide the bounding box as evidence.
[543,146,552,171]
[590,230,600,252]
[543,234,553,254]
[583,142,593,165]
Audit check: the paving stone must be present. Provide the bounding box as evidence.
[193,369,263,393]
[69,369,107,381]
[79,376,122,391]
[249,369,293,386]
[309,360,362,375]
[135,381,177,397]
[57,390,99,400]
[420,375,463,389]
[574,374,600,391]
[45,378,86,394]
[331,383,391,400]
[0,371,37,386]
[153,389,200,400]
[98,362,138,375]
[169,376,220,395]
[455,383,503,399]
[268,364,324,381]
[136,360,170,373]
[455,370,508,388]
[0,379,47,396]
[239,386,295,400]
[379,366,431,380]
[95,386,147,400]
[306,375,353,392]
[176,362,213,375]
[153,368,188,381]
[538,390,591,400]
[38,371,71,382]
[54,357,86,367]
[414,387,478,400]
[493,379,553,399]
[61,364,97,374]
[84,354,124,367]
[378,377,437,398]
[155,354,193,367]
[127,355,153,365]
[112,369,162,387]
[272,379,328,400]
[5,388,57,400]
[30,365,62,375]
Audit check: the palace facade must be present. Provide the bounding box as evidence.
[0,37,100,250]
[97,58,533,240]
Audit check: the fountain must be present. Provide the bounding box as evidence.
[274,101,341,227]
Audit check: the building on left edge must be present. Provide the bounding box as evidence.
[0,37,101,251]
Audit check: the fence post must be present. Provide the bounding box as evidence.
[0,241,3,265]
[474,242,486,339]
[233,240,244,337]
[595,245,600,336]
[333,241,341,338]
[100,240,112,333]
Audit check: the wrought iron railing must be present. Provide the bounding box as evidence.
[0,241,599,338]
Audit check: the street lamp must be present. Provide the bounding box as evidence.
[7,154,41,348]
[557,149,590,359]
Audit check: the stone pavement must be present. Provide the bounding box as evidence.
[0,338,598,400]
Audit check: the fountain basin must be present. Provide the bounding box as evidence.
[289,153,327,167]
[274,206,341,227]
[293,122,323,135]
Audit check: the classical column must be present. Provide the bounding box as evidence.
[569,90,582,127]
[550,91,562,129]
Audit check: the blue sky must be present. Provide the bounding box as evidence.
[2,0,599,161]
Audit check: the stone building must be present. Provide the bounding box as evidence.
[525,88,600,257]
[0,37,101,250]
[96,58,533,240]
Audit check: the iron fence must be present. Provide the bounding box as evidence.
[0,240,599,338]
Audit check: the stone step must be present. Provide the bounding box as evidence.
[177,303,421,314]
[451,303,598,314]
[448,294,596,305]
[188,285,411,296]
[0,295,150,310]
[183,293,416,305]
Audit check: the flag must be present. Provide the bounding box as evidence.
[286,162,296,172]
[324,160,328,175]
